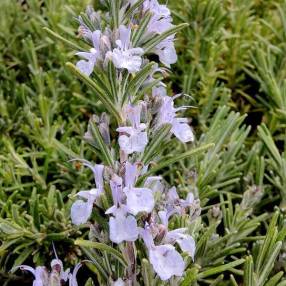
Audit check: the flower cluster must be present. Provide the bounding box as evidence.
[13,258,81,286]
[69,0,198,283]
[76,0,179,76]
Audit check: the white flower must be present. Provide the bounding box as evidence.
[140,226,185,281]
[15,266,48,286]
[123,162,155,215]
[71,189,101,225]
[117,104,148,154]
[165,229,196,260]
[158,209,196,260]
[109,25,144,73]
[108,207,139,244]
[76,31,103,76]
[149,244,185,281]
[12,259,80,286]
[70,160,105,225]
[50,259,70,282]
[154,36,177,67]
[154,88,194,143]
[68,263,82,286]
[124,187,155,215]
[113,278,125,286]
[117,126,148,154]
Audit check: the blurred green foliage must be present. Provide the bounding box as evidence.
[1,0,286,285]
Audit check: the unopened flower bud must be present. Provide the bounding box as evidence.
[241,186,263,210]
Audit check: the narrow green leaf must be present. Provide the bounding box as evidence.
[137,143,214,184]
[111,0,120,28]
[256,211,279,273]
[142,23,189,53]
[133,77,164,103]
[75,239,128,267]
[244,256,254,286]
[82,248,109,282]
[196,224,217,258]
[197,259,245,279]
[142,258,154,286]
[123,0,145,23]
[90,121,114,167]
[30,188,40,230]
[92,68,114,102]
[66,63,122,123]
[13,248,34,268]
[122,62,155,105]
[258,124,281,167]
[258,242,282,285]
[107,61,118,101]
[43,27,84,51]
[132,12,152,47]
[180,267,199,286]
[230,274,239,286]
[141,124,172,164]
[265,272,284,286]
[52,139,80,158]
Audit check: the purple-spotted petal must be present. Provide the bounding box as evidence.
[76,60,95,76]
[124,187,155,215]
[172,120,194,143]
[109,210,139,243]
[118,129,148,154]
[111,48,143,73]
[166,229,196,260]
[149,244,185,281]
[71,200,93,225]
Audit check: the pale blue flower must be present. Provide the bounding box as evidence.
[113,278,125,286]
[166,187,195,212]
[108,174,124,209]
[158,209,196,260]
[12,258,80,286]
[70,159,104,192]
[149,244,185,281]
[144,176,164,193]
[76,30,112,76]
[105,175,139,243]
[154,89,194,143]
[76,49,98,76]
[144,0,172,35]
[108,25,144,73]
[143,0,171,19]
[154,36,177,67]
[123,162,155,215]
[165,229,196,260]
[12,265,48,286]
[143,0,177,66]
[76,31,102,76]
[68,263,82,286]
[71,189,101,225]
[140,226,185,281]
[108,207,139,244]
[51,259,70,283]
[70,161,104,225]
[117,104,148,154]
